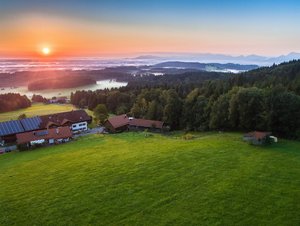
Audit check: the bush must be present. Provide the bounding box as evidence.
[17,144,29,151]
[182,133,196,140]
[143,129,153,137]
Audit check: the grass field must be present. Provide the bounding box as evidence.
[0,132,299,225]
[0,103,77,122]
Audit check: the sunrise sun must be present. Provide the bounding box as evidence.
[42,47,50,55]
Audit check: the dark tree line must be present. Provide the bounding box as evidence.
[0,93,31,113]
[32,94,48,103]
[28,77,96,91]
[71,60,300,139]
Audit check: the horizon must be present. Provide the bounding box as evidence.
[1,0,300,58]
[0,51,300,60]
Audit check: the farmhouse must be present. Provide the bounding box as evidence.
[0,110,91,144]
[243,131,273,145]
[104,114,165,133]
[40,110,91,132]
[48,96,68,104]
[16,126,72,147]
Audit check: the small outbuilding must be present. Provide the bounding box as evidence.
[243,131,275,145]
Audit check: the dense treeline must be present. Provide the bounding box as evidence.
[28,77,96,91]
[71,60,300,139]
[0,93,31,113]
[127,60,300,95]
[127,71,228,88]
[32,94,48,103]
[0,69,132,87]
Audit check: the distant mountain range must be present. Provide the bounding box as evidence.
[133,52,300,66]
[152,61,258,73]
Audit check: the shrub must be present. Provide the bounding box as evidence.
[182,133,196,140]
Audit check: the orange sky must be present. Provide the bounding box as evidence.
[0,15,230,57]
[1,1,299,58]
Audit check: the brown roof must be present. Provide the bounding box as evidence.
[16,126,72,144]
[244,131,271,140]
[106,115,164,130]
[46,121,60,128]
[61,119,72,125]
[129,118,164,129]
[106,114,130,129]
[40,110,91,128]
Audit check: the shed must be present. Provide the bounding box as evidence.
[243,131,272,145]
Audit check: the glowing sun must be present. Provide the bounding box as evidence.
[42,47,50,55]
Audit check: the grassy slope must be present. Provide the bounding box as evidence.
[0,103,77,122]
[0,132,299,225]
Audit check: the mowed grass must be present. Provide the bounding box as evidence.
[0,103,77,122]
[0,132,299,225]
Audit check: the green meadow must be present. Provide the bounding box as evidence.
[0,103,77,122]
[0,132,299,225]
[0,103,98,127]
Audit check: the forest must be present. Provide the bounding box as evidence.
[28,77,96,91]
[0,93,31,113]
[71,60,300,139]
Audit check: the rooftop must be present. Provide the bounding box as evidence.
[16,126,72,144]
[0,110,91,137]
[106,114,130,129]
[244,131,271,140]
[129,118,164,129]
[106,114,164,129]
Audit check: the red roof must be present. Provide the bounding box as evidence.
[106,114,130,129]
[244,131,271,140]
[16,127,72,144]
[129,118,164,129]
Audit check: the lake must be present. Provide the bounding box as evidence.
[0,79,127,98]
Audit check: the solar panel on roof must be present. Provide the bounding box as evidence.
[35,130,49,136]
[0,120,24,136]
[21,117,42,131]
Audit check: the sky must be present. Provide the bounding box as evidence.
[0,0,300,57]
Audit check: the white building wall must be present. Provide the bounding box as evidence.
[71,122,88,131]
[30,139,45,145]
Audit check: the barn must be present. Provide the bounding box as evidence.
[104,114,165,133]
[103,114,130,133]
[128,118,164,132]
